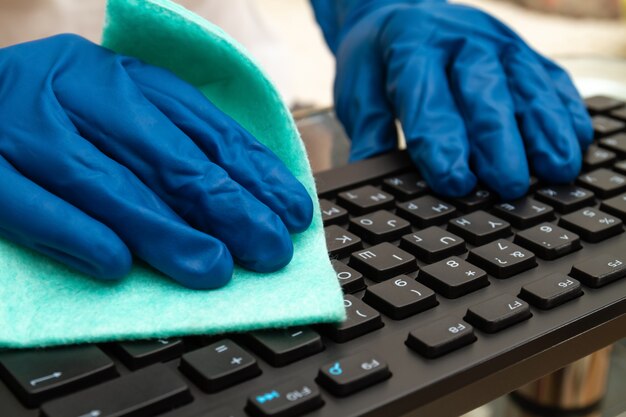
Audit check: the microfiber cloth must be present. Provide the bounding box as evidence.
[0,0,345,349]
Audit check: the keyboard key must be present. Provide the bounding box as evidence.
[396,195,457,228]
[405,317,477,358]
[515,223,581,260]
[418,257,489,299]
[363,275,438,320]
[337,186,394,215]
[583,145,617,170]
[180,339,261,392]
[399,226,466,263]
[613,160,626,175]
[535,185,595,214]
[382,172,428,200]
[492,198,555,229]
[349,210,411,244]
[468,239,537,279]
[0,345,117,407]
[592,115,626,137]
[246,328,323,367]
[319,199,348,225]
[331,260,366,293]
[112,338,183,370]
[559,207,623,243]
[599,133,626,157]
[570,255,626,288]
[611,106,626,122]
[447,211,511,246]
[519,274,583,310]
[349,243,417,282]
[585,95,625,114]
[40,364,191,417]
[317,352,391,396]
[325,225,362,258]
[324,295,383,343]
[600,193,626,221]
[577,168,626,199]
[246,378,323,417]
[465,294,532,333]
[449,188,495,212]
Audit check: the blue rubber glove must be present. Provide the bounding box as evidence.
[311,0,593,200]
[0,35,313,289]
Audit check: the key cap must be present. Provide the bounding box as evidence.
[179,339,261,392]
[600,193,626,221]
[515,223,581,260]
[363,275,438,320]
[40,364,191,417]
[349,243,417,282]
[325,225,362,258]
[583,145,617,170]
[0,345,117,407]
[349,210,411,244]
[396,195,457,228]
[331,260,366,293]
[324,295,383,343]
[599,133,626,157]
[492,198,555,229]
[382,172,428,200]
[519,274,583,310]
[614,160,626,175]
[570,255,626,288]
[585,95,625,114]
[399,226,466,263]
[337,186,394,215]
[468,239,537,279]
[418,257,489,299]
[465,294,532,333]
[319,199,348,226]
[447,211,511,246]
[112,339,183,370]
[449,188,495,212]
[592,115,626,137]
[246,378,323,417]
[317,352,391,397]
[535,185,595,214]
[405,317,477,358]
[577,168,626,199]
[246,328,323,367]
[611,106,626,122]
[559,207,623,242]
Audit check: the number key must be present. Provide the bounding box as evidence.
[559,207,623,242]
[418,257,489,298]
[324,295,383,343]
[514,223,581,260]
[363,275,438,320]
[467,239,537,279]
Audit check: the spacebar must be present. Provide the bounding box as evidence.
[40,364,192,417]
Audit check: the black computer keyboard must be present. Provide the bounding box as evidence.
[2,95,626,417]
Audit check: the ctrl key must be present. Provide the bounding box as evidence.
[246,378,323,417]
[317,352,391,397]
[406,317,477,358]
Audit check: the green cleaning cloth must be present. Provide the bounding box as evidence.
[0,0,345,349]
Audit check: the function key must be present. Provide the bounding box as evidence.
[325,225,362,258]
[519,274,583,310]
[319,199,348,226]
[363,275,438,320]
[317,352,391,397]
[599,133,626,157]
[448,188,495,212]
[324,295,383,343]
[583,145,617,170]
[331,260,366,293]
[592,115,626,138]
[535,185,595,214]
[246,378,323,417]
[349,243,417,282]
[382,172,428,200]
[492,198,555,229]
[396,195,457,228]
[570,255,626,288]
[246,328,323,367]
[468,239,537,279]
[447,211,511,246]
[349,210,411,244]
[418,257,488,299]
[113,339,183,370]
[585,95,625,114]
[406,317,477,358]
[515,223,581,260]
[559,207,623,242]
[179,339,260,392]
[611,106,626,122]
[577,168,626,199]
[465,294,532,333]
[399,226,466,263]
[336,186,394,215]
[600,193,626,221]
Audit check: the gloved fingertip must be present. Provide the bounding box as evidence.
[237,218,294,273]
[496,178,530,202]
[575,113,594,150]
[429,167,477,198]
[175,242,234,290]
[534,153,582,185]
[282,185,314,234]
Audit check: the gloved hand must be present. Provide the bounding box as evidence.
[311,0,593,200]
[0,34,313,289]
